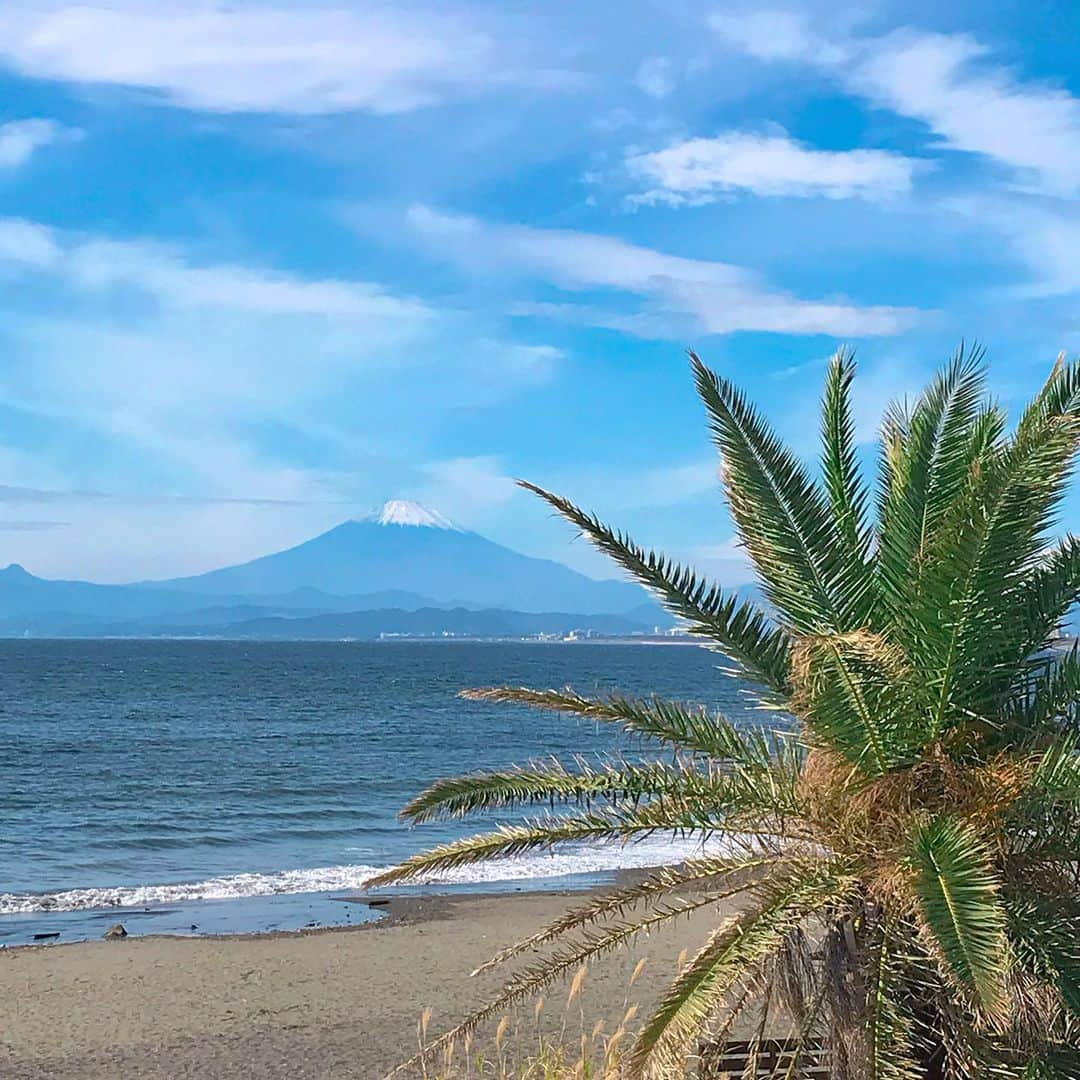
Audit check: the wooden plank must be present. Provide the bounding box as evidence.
[700,1038,830,1077]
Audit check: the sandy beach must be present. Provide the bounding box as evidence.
[0,888,727,1079]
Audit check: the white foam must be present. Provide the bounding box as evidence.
[0,836,734,914]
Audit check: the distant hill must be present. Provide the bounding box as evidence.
[0,501,665,637]
[148,500,651,615]
[0,563,223,620]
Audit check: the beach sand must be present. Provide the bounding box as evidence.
[0,888,731,1079]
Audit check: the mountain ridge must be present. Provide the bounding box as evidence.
[0,502,663,636]
[145,504,649,615]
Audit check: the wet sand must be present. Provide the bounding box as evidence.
[0,888,729,1079]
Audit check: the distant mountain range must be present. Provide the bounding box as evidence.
[0,501,665,639]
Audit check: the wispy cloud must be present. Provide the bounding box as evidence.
[0,118,78,168]
[634,57,675,100]
[405,204,919,338]
[0,519,69,532]
[0,484,344,507]
[412,456,519,521]
[946,197,1080,298]
[0,218,431,319]
[710,12,1080,196]
[0,3,573,116]
[627,130,922,205]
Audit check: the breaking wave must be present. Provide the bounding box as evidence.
[0,835,732,915]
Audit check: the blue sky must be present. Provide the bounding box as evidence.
[0,0,1077,584]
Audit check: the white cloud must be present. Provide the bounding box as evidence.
[851,32,1080,197]
[414,456,519,520]
[947,197,1080,298]
[628,130,920,204]
[711,13,1080,195]
[0,2,569,115]
[0,118,77,168]
[598,460,720,509]
[0,218,431,320]
[405,204,919,338]
[0,219,60,266]
[634,56,674,99]
[708,10,837,63]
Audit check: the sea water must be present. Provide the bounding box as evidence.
[0,640,760,944]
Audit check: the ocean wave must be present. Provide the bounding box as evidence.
[0,835,732,915]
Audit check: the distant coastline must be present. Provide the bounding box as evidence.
[0,632,703,645]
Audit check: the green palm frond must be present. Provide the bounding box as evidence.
[460,685,783,761]
[1004,544,1080,710]
[364,801,726,888]
[692,353,863,634]
[791,630,922,775]
[1009,740,1080,862]
[1009,643,1080,741]
[909,816,1009,1014]
[519,480,792,694]
[1006,893,1080,1017]
[909,394,1080,737]
[1026,740,1080,805]
[876,346,990,617]
[820,348,875,621]
[627,861,856,1078]
[399,758,735,824]
[1015,353,1080,441]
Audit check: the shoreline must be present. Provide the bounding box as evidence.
[0,882,734,1080]
[2,866,652,952]
[0,869,640,948]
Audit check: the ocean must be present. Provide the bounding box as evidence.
[1,640,758,945]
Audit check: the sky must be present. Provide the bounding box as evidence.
[0,0,1077,585]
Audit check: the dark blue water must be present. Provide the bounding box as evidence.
[0,641,749,943]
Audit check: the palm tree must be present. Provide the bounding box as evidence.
[367,348,1080,1078]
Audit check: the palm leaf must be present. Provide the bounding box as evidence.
[1006,891,1080,1018]
[460,685,782,762]
[519,480,791,694]
[820,348,875,623]
[911,387,1080,738]
[364,801,727,888]
[790,630,922,776]
[866,920,923,1080]
[691,353,860,634]
[876,345,989,615]
[1002,540,1080,703]
[399,758,735,824]
[909,817,1008,1014]
[1005,642,1080,751]
[1014,353,1080,442]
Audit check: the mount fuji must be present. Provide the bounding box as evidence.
[0,501,669,636]
[150,500,651,615]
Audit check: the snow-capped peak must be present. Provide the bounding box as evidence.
[374,500,458,530]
